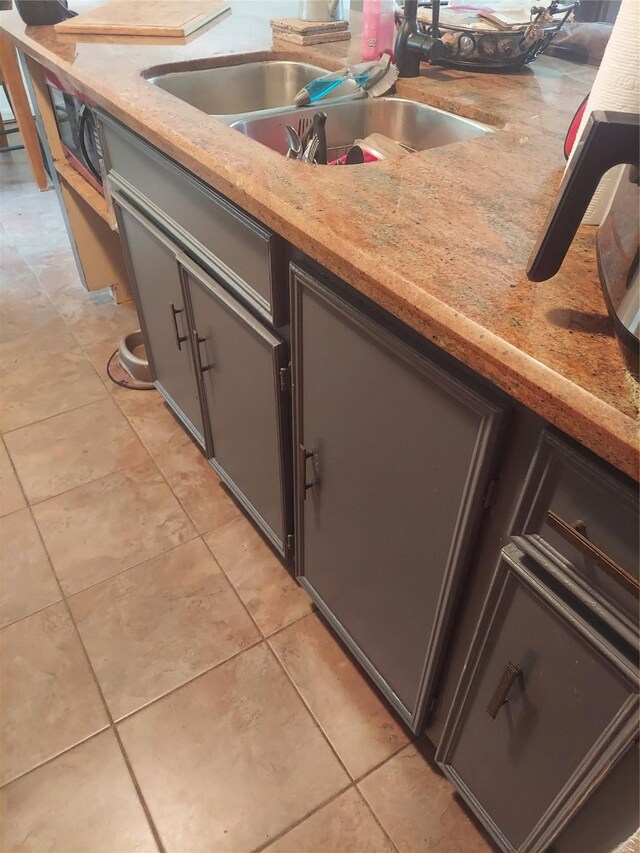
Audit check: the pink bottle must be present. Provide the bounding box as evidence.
[361,0,381,60]
[378,0,396,59]
[361,0,396,61]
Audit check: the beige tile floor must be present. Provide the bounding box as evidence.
[0,150,494,852]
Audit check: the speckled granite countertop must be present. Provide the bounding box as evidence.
[2,1,638,480]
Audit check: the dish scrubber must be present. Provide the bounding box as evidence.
[293,54,398,106]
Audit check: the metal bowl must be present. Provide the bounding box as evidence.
[118,331,152,384]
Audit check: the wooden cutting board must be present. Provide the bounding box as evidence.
[54,1,230,37]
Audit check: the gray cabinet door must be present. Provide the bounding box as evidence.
[436,544,638,853]
[181,255,291,556]
[291,264,507,732]
[112,191,205,446]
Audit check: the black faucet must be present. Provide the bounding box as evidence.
[395,0,445,77]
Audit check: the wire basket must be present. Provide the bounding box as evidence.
[398,0,579,71]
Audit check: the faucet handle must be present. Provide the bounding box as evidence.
[410,29,445,63]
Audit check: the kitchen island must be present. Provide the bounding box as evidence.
[1,3,637,851]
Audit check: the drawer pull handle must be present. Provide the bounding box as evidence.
[170,304,187,352]
[546,510,639,597]
[487,661,520,719]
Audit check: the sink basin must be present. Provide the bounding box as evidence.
[148,60,358,120]
[231,97,493,162]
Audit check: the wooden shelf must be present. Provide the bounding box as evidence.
[54,158,113,226]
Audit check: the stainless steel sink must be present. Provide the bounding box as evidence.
[148,60,358,121]
[231,97,493,162]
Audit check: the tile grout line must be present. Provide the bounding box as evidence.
[8,503,167,853]
[0,590,65,631]
[18,446,162,513]
[107,633,266,727]
[250,781,355,853]
[0,729,109,792]
[199,537,267,637]
[99,383,217,541]
[260,604,318,643]
[201,527,315,644]
[86,354,273,562]
[0,435,30,515]
[2,412,157,511]
[16,453,159,511]
[354,737,416,786]
[353,785,402,853]
[22,238,136,355]
[61,537,197,601]
[0,391,110,440]
[265,643,355,783]
[1,392,131,439]
[10,237,103,356]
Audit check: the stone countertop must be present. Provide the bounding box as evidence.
[2,0,638,480]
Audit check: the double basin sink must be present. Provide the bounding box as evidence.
[148,60,492,163]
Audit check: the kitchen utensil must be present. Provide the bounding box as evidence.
[312,112,328,165]
[298,116,314,151]
[302,135,321,163]
[293,54,398,106]
[527,110,640,360]
[54,0,229,37]
[285,124,302,159]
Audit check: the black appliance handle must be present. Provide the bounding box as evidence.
[527,110,640,282]
[78,105,102,185]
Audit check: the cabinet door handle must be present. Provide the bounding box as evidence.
[546,510,639,597]
[487,661,520,719]
[193,334,212,375]
[298,444,315,500]
[170,304,187,351]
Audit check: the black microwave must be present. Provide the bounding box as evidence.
[45,70,104,194]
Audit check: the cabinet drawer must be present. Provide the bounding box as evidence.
[98,111,286,326]
[436,544,638,853]
[511,431,639,625]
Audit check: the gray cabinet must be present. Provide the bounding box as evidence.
[113,191,205,446]
[436,543,638,853]
[291,264,507,732]
[111,186,292,556]
[181,256,291,555]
